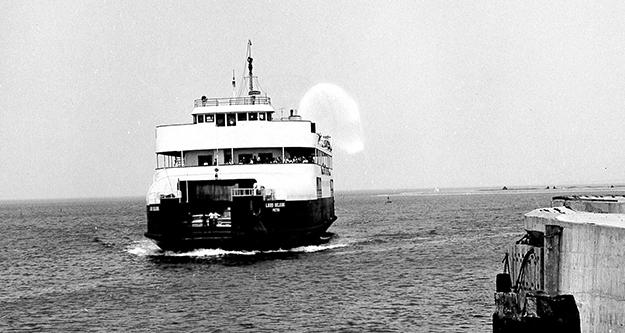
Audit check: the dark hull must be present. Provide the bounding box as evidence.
[145,197,336,251]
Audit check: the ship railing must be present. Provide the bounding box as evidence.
[194,96,271,108]
[231,188,275,200]
[231,188,262,197]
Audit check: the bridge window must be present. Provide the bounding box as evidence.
[206,114,214,122]
[216,114,225,127]
[197,115,204,123]
[259,112,266,121]
[237,112,247,121]
[249,112,258,121]
[267,112,273,121]
[227,113,236,126]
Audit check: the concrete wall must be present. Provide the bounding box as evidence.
[525,207,625,333]
[552,195,625,214]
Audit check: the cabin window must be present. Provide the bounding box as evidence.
[267,113,273,121]
[216,114,225,127]
[227,113,236,126]
[206,114,214,122]
[237,112,247,121]
[259,112,266,121]
[198,155,213,166]
[197,115,204,123]
[249,112,258,121]
[193,115,198,124]
[224,151,232,164]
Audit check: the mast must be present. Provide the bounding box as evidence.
[247,40,254,94]
[246,40,262,96]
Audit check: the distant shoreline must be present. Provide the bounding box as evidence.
[2,185,625,202]
[369,185,625,198]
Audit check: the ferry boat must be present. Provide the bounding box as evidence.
[145,43,337,250]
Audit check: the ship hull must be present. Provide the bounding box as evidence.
[145,197,336,251]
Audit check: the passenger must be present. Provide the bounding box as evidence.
[208,212,219,228]
[201,213,208,228]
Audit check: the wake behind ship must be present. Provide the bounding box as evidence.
[145,43,337,251]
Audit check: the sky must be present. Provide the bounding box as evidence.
[2,1,625,200]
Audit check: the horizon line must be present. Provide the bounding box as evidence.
[2,182,624,202]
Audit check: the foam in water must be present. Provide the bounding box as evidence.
[127,239,161,256]
[298,83,364,154]
[126,240,348,258]
[279,243,347,253]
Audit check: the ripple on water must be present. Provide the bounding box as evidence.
[0,191,574,332]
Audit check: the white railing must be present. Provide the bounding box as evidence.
[231,188,262,197]
[231,187,275,200]
[194,96,271,107]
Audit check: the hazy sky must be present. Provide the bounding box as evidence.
[3,1,625,200]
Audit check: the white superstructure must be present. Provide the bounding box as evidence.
[147,96,334,205]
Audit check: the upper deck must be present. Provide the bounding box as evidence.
[192,96,275,115]
[156,118,321,152]
[155,95,332,155]
[193,96,271,108]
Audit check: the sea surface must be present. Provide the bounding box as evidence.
[1,188,622,332]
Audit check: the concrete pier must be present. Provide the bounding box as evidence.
[495,195,625,332]
[523,196,625,332]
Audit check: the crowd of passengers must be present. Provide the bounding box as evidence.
[194,156,316,166]
[230,155,315,165]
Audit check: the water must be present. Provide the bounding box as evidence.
[0,190,613,332]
